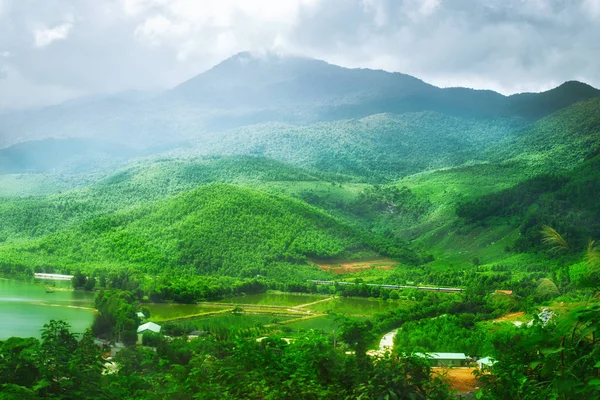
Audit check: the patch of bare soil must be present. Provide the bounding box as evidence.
[315,259,398,274]
[433,367,479,394]
[493,311,525,322]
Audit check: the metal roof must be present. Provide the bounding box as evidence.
[137,322,161,333]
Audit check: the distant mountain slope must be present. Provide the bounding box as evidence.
[507,81,600,120]
[0,138,142,174]
[164,52,598,121]
[0,52,597,151]
[165,52,435,108]
[492,97,600,174]
[194,112,519,180]
[0,184,418,276]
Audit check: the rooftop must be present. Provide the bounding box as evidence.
[137,322,161,333]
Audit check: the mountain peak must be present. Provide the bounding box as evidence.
[202,50,333,82]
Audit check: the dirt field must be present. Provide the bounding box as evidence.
[314,259,398,274]
[433,367,479,394]
[493,311,525,322]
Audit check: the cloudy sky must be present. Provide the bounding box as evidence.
[1,0,599,110]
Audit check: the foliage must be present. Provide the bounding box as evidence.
[477,305,600,399]
[540,225,570,253]
[0,320,455,399]
[394,314,490,356]
[0,183,418,277]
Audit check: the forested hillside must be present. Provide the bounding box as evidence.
[457,153,600,253]
[193,112,519,180]
[493,97,600,174]
[0,183,417,277]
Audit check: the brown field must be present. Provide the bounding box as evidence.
[433,367,479,394]
[493,311,525,322]
[313,259,398,274]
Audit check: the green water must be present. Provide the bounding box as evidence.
[0,279,95,340]
[216,292,326,306]
[176,314,295,331]
[306,297,414,316]
[146,303,230,321]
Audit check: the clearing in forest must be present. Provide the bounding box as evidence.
[433,367,479,394]
[493,311,525,323]
[312,258,398,274]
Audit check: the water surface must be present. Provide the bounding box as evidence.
[216,292,326,307]
[306,297,414,316]
[0,279,95,340]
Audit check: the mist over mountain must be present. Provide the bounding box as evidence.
[0,52,598,169]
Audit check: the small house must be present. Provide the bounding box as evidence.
[137,322,161,334]
[137,322,161,344]
[495,290,513,295]
[136,312,146,319]
[415,352,468,367]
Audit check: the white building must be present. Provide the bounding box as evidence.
[137,322,161,344]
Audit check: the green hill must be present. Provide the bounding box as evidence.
[0,156,349,241]
[196,112,519,180]
[457,154,600,253]
[0,184,418,277]
[492,97,600,175]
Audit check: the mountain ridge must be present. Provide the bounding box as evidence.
[1,51,597,151]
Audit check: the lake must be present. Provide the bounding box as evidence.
[146,303,230,321]
[172,313,296,331]
[0,278,96,340]
[216,292,327,307]
[306,297,414,316]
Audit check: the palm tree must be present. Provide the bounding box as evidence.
[540,225,570,253]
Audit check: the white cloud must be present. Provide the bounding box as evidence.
[1,0,600,110]
[129,0,321,62]
[0,64,82,109]
[34,22,73,47]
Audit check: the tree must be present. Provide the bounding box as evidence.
[68,330,106,399]
[0,337,40,389]
[37,320,78,397]
[71,270,87,290]
[338,318,376,358]
[352,353,453,400]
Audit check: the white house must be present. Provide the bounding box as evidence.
[137,322,161,344]
[137,322,161,334]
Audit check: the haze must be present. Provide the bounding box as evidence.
[1,0,600,110]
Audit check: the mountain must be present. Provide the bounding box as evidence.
[164,52,435,108]
[163,52,599,121]
[0,51,597,152]
[191,112,520,180]
[492,97,600,174]
[507,81,600,120]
